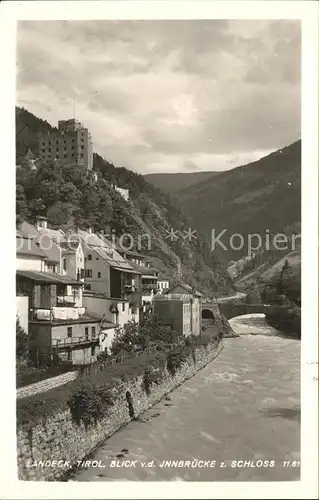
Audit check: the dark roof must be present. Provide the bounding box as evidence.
[164,283,202,297]
[16,270,81,286]
[59,241,80,254]
[34,233,61,263]
[129,262,158,275]
[16,235,47,259]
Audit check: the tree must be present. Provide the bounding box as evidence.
[110,315,183,356]
[16,317,29,361]
[16,184,28,224]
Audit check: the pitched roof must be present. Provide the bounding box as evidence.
[16,270,81,286]
[59,240,80,255]
[129,262,158,276]
[78,230,140,274]
[34,233,61,263]
[164,283,202,297]
[18,221,39,239]
[16,235,47,259]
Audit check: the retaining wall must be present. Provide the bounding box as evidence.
[17,340,223,481]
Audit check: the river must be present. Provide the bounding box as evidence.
[70,314,300,481]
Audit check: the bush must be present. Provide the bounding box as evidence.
[110,315,182,356]
[265,304,301,338]
[166,347,191,376]
[68,381,115,428]
[143,368,163,396]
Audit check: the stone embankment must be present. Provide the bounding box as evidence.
[17,339,223,481]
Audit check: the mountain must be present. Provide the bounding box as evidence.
[15,106,234,297]
[144,171,221,193]
[177,141,301,261]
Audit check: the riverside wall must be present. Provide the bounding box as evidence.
[17,340,223,481]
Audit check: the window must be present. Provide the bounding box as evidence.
[85,269,92,278]
[85,284,91,291]
[63,258,66,271]
[64,154,67,158]
[122,303,125,312]
[97,272,101,278]
[81,146,84,149]
[88,254,92,261]
[56,140,59,144]
[42,149,45,153]
[96,257,99,260]
[91,346,96,357]
[67,350,72,362]
[92,326,96,338]
[81,153,84,158]
[48,148,51,152]
[67,327,72,338]
[85,327,89,340]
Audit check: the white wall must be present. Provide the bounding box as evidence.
[16,296,29,334]
[83,295,139,329]
[17,256,44,272]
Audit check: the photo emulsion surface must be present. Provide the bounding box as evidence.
[15,19,301,482]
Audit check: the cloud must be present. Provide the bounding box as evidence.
[16,20,300,174]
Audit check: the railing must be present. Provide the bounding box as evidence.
[57,295,76,307]
[30,306,87,321]
[52,335,99,348]
[77,341,184,377]
[142,283,157,290]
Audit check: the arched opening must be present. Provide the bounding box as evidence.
[202,308,215,328]
[202,309,215,320]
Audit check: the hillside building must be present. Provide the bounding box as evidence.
[38,118,93,171]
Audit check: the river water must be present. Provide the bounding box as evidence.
[71,314,300,481]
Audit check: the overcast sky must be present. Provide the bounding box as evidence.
[17,20,300,174]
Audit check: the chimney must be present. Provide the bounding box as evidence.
[36,217,48,231]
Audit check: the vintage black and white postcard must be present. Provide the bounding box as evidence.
[0,1,318,499]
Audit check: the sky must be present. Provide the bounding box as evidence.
[16,20,301,174]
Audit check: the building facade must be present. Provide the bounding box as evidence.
[153,294,193,337]
[16,270,101,365]
[38,118,93,170]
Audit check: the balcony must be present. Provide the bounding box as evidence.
[142,283,157,290]
[30,306,87,321]
[57,295,76,307]
[52,335,99,348]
